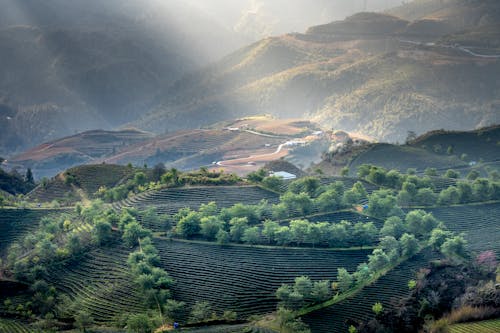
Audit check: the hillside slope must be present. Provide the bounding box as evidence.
[137,3,500,142]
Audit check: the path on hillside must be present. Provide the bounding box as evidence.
[216,143,286,167]
[398,39,500,58]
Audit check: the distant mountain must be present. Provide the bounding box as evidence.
[0,0,247,156]
[5,129,153,179]
[136,1,500,142]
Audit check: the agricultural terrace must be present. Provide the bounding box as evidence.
[0,209,65,256]
[178,324,277,333]
[0,318,35,333]
[348,144,467,175]
[301,249,438,333]
[450,318,500,333]
[27,164,137,203]
[45,245,147,324]
[426,203,500,254]
[114,185,279,220]
[154,239,371,318]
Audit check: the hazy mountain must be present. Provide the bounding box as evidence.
[0,0,248,156]
[137,1,500,142]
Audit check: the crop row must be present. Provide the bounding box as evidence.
[450,318,500,333]
[0,319,34,333]
[114,186,280,216]
[425,203,500,254]
[181,324,277,333]
[301,249,438,333]
[0,209,62,256]
[154,239,370,318]
[45,245,146,324]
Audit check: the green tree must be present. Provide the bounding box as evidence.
[415,188,437,206]
[176,212,201,238]
[200,216,223,240]
[352,222,377,246]
[290,219,311,245]
[400,233,419,257]
[74,310,94,332]
[216,229,230,245]
[438,186,460,205]
[199,202,218,217]
[368,249,389,271]
[425,168,438,177]
[262,176,284,192]
[444,169,460,179]
[440,236,468,260]
[127,313,152,333]
[281,192,313,216]
[93,219,112,245]
[164,299,186,321]
[337,268,353,292]
[123,222,151,247]
[294,276,313,300]
[262,220,280,244]
[189,301,212,323]
[457,181,474,203]
[315,189,341,212]
[242,226,261,244]
[372,302,383,316]
[341,167,349,177]
[275,226,292,246]
[229,217,249,242]
[379,236,400,261]
[289,177,321,197]
[311,280,331,302]
[429,228,453,250]
[467,170,480,181]
[367,190,399,219]
[380,216,406,239]
[134,172,147,186]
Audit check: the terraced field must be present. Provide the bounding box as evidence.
[302,249,438,333]
[114,186,280,221]
[180,324,277,333]
[155,239,371,319]
[450,319,500,333]
[0,208,64,256]
[0,319,34,333]
[45,243,146,324]
[348,144,467,175]
[304,211,384,229]
[426,203,500,254]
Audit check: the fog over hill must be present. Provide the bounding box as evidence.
[0,0,404,156]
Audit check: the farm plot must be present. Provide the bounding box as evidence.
[304,211,384,229]
[425,203,500,254]
[180,324,277,333]
[0,209,64,256]
[450,319,500,333]
[302,249,438,333]
[45,244,146,324]
[0,319,34,333]
[114,186,279,219]
[155,239,370,319]
[348,144,466,175]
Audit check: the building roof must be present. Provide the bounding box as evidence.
[271,171,297,180]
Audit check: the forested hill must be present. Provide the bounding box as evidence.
[136,0,500,143]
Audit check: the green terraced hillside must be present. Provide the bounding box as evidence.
[450,318,500,333]
[114,185,280,226]
[45,243,146,325]
[155,239,371,318]
[0,208,65,256]
[426,203,500,254]
[301,249,438,333]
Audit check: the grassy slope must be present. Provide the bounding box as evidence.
[27,164,136,203]
[450,318,500,333]
[301,249,438,332]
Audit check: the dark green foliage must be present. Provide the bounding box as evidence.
[189,301,213,323]
[261,176,284,192]
[176,212,202,238]
[0,168,36,194]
